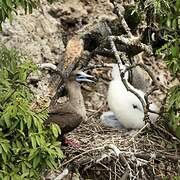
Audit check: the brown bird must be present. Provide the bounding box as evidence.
[46,70,95,146]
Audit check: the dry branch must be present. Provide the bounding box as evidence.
[110,0,133,38]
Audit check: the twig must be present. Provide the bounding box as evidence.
[129,123,149,141]
[82,64,112,71]
[110,0,133,38]
[60,146,104,167]
[38,63,57,71]
[109,35,153,56]
[54,168,69,180]
[108,36,123,66]
[124,63,160,88]
[121,75,147,115]
[151,123,180,143]
[107,144,121,156]
[134,152,180,162]
[123,63,165,121]
[121,168,130,180]
[98,161,122,179]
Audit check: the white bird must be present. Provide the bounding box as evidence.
[106,64,158,129]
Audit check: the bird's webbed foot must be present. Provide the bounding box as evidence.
[63,137,81,148]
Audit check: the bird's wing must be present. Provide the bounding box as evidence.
[127,90,145,112]
[46,103,83,134]
[46,112,83,134]
[48,102,74,114]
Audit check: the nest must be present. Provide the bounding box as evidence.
[46,113,180,180]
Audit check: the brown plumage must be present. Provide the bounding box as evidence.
[45,71,94,143]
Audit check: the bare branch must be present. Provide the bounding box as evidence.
[109,35,153,56]
[110,0,133,38]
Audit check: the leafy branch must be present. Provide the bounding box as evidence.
[0,44,63,179]
[138,0,180,138]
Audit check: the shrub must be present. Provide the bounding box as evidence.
[165,85,180,139]
[151,0,180,138]
[142,0,180,138]
[0,44,63,180]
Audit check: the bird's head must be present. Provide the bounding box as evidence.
[68,70,96,83]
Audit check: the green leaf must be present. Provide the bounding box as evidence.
[49,157,57,168]
[45,158,54,169]
[4,176,10,180]
[20,119,24,131]
[171,46,178,57]
[30,136,36,149]
[16,140,22,149]
[21,162,27,174]
[3,114,11,128]
[23,161,32,169]
[35,135,41,146]
[27,115,32,129]
[0,145,2,153]
[28,2,33,14]
[51,123,60,138]
[5,0,13,9]
[28,149,38,161]
[0,44,64,178]
[9,119,19,131]
[7,10,13,24]
[17,129,25,137]
[1,149,7,163]
[1,143,9,154]
[11,174,21,180]
[33,155,40,168]
[21,172,29,179]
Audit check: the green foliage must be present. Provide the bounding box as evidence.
[0,0,58,29]
[152,0,179,29]
[139,0,180,74]
[148,0,180,138]
[156,37,180,75]
[136,0,180,138]
[0,0,38,27]
[154,0,180,75]
[166,85,180,139]
[0,44,63,179]
[173,176,180,180]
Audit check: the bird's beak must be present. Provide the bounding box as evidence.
[76,71,96,82]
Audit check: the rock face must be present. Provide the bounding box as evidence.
[0,0,114,64]
[0,8,65,64]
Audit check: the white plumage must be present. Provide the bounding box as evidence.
[100,111,124,128]
[107,64,158,129]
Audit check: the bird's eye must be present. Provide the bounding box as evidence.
[133,104,138,109]
[76,73,81,77]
